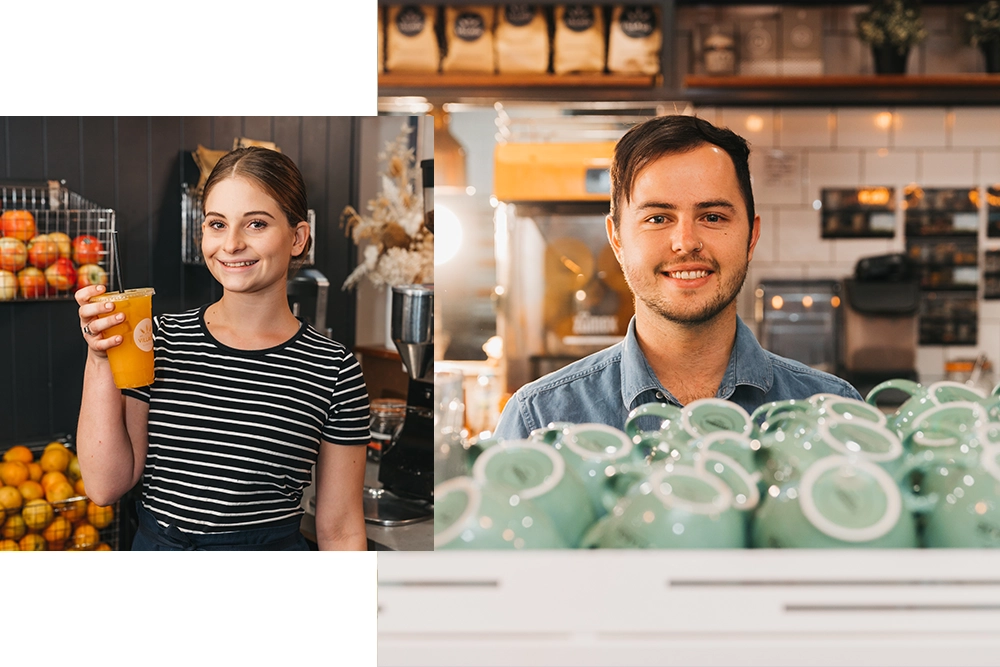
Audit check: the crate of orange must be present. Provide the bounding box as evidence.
[0,436,119,551]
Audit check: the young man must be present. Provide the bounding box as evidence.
[494,114,861,440]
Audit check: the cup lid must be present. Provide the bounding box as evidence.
[798,455,902,543]
[682,398,752,438]
[433,476,482,548]
[563,423,633,462]
[471,439,565,500]
[88,287,155,302]
[648,464,734,515]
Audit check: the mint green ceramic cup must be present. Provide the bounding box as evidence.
[867,379,985,440]
[551,423,649,518]
[579,463,746,549]
[752,455,919,548]
[922,445,1000,548]
[434,476,567,550]
[472,439,596,547]
[624,402,687,462]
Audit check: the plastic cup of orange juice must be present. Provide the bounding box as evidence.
[89,288,155,388]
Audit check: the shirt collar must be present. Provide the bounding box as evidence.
[619,315,774,408]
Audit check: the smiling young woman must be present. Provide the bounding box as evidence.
[75,147,371,551]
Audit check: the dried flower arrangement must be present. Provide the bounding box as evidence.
[967,1,1000,46]
[856,0,928,54]
[341,123,434,289]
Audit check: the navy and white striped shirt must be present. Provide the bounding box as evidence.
[124,306,370,534]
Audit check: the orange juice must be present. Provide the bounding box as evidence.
[89,288,155,388]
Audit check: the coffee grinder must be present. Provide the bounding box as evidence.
[367,284,434,525]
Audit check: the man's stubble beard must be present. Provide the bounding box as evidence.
[621,254,749,326]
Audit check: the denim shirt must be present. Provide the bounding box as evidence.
[494,316,862,440]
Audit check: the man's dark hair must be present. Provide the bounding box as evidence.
[609,115,755,236]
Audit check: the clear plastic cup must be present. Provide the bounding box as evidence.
[89,288,155,388]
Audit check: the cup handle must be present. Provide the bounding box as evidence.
[625,402,682,443]
[894,454,940,515]
[866,378,921,408]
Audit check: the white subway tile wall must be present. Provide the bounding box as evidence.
[721,105,1000,384]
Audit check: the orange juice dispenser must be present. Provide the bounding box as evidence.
[493,141,633,395]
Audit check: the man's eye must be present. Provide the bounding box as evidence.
[648,215,666,224]
[705,213,723,223]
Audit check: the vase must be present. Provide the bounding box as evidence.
[872,45,909,75]
[982,41,1000,74]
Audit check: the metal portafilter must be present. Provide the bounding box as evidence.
[391,284,433,380]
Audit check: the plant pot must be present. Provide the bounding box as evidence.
[872,45,909,75]
[982,41,1000,74]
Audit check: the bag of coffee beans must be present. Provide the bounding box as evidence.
[442,6,496,73]
[385,5,440,72]
[495,4,550,74]
[607,5,661,75]
[553,5,606,75]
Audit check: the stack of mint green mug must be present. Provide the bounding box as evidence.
[433,382,1000,549]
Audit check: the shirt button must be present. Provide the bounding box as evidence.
[655,392,664,400]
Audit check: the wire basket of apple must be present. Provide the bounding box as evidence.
[0,182,116,302]
[0,437,120,551]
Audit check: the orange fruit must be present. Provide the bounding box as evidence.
[74,478,86,496]
[0,485,23,515]
[3,445,33,463]
[2,514,26,541]
[26,462,42,482]
[72,523,100,550]
[59,497,87,522]
[0,538,18,551]
[45,480,75,504]
[40,471,68,492]
[40,446,70,474]
[67,456,82,482]
[43,515,72,544]
[86,501,114,529]
[22,498,54,531]
[18,480,44,502]
[95,542,112,551]
[0,461,29,487]
[18,533,45,551]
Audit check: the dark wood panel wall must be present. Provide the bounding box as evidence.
[0,116,360,447]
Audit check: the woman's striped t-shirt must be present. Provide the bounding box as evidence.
[123,306,370,534]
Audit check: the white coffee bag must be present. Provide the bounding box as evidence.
[442,6,496,73]
[607,5,661,75]
[495,4,550,74]
[553,5,606,75]
[386,5,440,73]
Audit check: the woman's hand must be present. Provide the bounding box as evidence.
[76,284,124,358]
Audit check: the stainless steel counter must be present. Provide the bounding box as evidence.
[300,461,433,551]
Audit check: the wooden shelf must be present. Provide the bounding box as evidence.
[379,72,660,90]
[682,74,1000,105]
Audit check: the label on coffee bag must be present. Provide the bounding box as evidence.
[620,5,654,38]
[504,4,536,27]
[454,11,486,41]
[396,5,426,37]
[563,4,594,32]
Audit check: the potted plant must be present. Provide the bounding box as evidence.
[856,0,928,74]
[966,1,1000,73]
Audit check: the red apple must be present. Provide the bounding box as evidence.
[0,269,16,301]
[0,237,27,272]
[72,235,104,265]
[76,263,108,290]
[45,257,77,291]
[47,232,72,259]
[0,210,36,242]
[27,234,60,269]
[17,267,46,298]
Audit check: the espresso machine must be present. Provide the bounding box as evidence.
[366,284,434,525]
[287,268,329,336]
